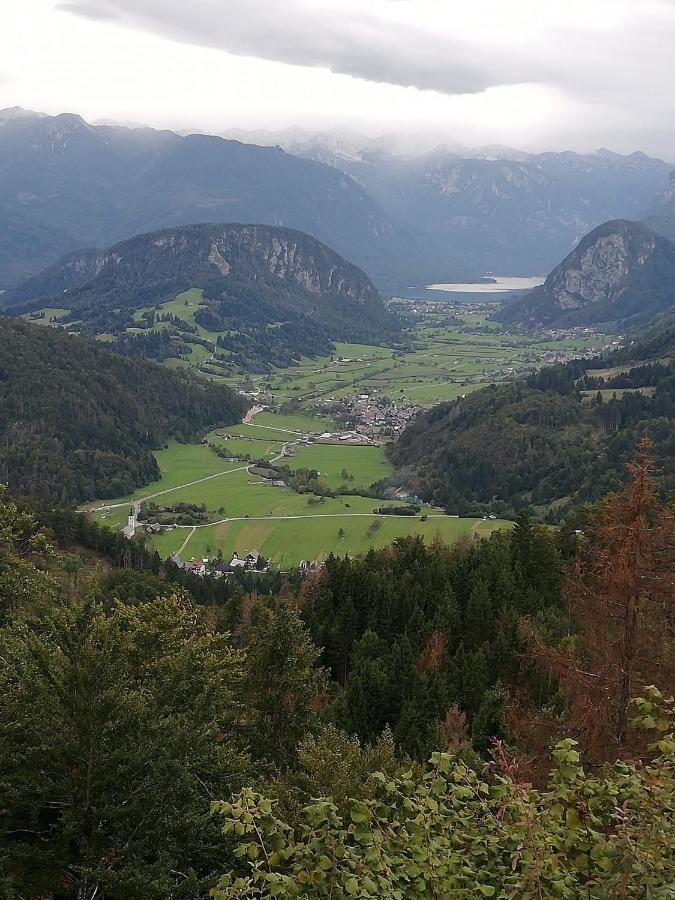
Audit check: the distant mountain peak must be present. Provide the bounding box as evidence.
[0,105,47,122]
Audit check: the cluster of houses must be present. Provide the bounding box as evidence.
[323,395,421,438]
[168,551,325,578]
[171,550,268,578]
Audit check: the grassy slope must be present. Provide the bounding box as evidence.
[90,434,510,567]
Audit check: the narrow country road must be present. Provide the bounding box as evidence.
[176,527,196,556]
[91,464,251,512]
[172,511,460,529]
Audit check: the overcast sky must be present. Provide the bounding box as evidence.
[2,0,675,155]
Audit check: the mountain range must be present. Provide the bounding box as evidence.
[247,129,673,277]
[0,108,426,289]
[1,108,674,290]
[496,219,675,330]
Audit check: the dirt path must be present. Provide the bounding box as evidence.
[92,465,250,512]
[243,404,266,424]
[244,422,304,435]
[176,527,196,556]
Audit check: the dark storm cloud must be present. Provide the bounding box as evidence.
[57,0,543,95]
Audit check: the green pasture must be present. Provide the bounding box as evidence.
[581,386,655,402]
[151,512,511,568]
[22,307,71,325]
[253,410,337,433]
[89,442,244,512]
[290,443,393,490]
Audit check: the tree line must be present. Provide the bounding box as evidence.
[0,318,246,503]
[0,443,673,897]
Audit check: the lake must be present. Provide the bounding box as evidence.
[425,276,545,294]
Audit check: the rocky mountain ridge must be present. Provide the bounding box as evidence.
[496,220,675,329]
[2,223,398,368]
[0,109,428,289]
[273,134,672,276]
[4,222,381,309]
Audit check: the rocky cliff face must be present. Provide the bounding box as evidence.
[206,225,380,300]
[496,220,675,329]
[3,222,396,344]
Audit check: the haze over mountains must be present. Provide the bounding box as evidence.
[228,126,674,277]
[2,107,674,292]
[0,108,421,289]
[646,169,675,244]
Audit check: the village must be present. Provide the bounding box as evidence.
[319,394,422,438]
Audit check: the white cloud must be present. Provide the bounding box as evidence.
[53,0,675,102]
[0,0,674,156]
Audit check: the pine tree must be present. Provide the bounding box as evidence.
[244,603,328,764]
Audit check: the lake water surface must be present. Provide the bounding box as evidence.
[425,276,544,294]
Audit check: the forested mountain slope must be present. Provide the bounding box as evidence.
[2,223,399,368]
[0,317,246,503]
[0,109,430,288]
[496,220,675,329]
[387,319,675,519]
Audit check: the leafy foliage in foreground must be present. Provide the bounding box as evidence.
[0,317,246,503]
[212,688,675,899]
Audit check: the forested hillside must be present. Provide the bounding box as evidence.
[301,525,562,759]
[3,223,399,369]
[1,446,673,897]
[388,321,675,519]
[0,318,246,502]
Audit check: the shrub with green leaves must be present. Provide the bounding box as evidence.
[212,688,675,899]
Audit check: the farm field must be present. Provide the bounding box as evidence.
[290,443,393,490]
[25,290,613,411]
[90,427,511,567]
[237,312,611,408]
[82,296,611,569]
[581,386,656,402]
[151,512,507,569]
